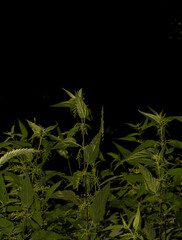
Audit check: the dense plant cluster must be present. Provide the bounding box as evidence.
[0,89,182,239]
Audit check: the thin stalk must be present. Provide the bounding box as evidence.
[81,118,90,240]
[159,125,167,240]
[157,160,162,240]
[157,125,163,240]
[67,157,72,176]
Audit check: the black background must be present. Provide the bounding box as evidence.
[1,1,182,137]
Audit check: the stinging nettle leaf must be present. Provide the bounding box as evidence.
[19,174,34,208]
[51,88,90,120]
[45,181,62,203]
[0,174,9,204]
[27,120,43,137]
[45,124,58,133]
[62,88,76,99]
[50,190,78,203]
[63,137,81,147]
[18,119,28,138]
[168,168,182,184]
[138,110,161,124]
[84,131,101,165]
[133,140,156,153]
[121,148,154,166]
[113,142,131,158]
[51,99,76,110]
[168,140,182,149]
[30,230,64,240]
[138,164,160,194]
[75,95,89,119]
[0,218,14,235]
[133,205,141,231]
[144,221,156,240]
[165,116,182,123]
[117,133,139,142]
[90,183,110,224]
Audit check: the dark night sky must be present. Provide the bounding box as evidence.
[1,2,182,134]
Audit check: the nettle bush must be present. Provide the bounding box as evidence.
[0,89,182,239]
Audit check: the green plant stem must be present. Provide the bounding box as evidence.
[81,118,90,240]
[67,157,72,176]
[159,125,167,240]
[156,159,162,240]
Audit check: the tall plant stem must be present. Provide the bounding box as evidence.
[81,118,90,240]
[67,157,72,176]
[159,125,167,240]
[157,160,162,240]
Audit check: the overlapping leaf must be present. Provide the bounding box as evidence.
[19,174,34,208]
[51,88,90,119]
[84,130,101,165]
[90,183,110,224]
[138,164,160,194]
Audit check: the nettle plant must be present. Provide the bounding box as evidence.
[0,89,182,239]
[107,109,182,240]
[0,88,106,240]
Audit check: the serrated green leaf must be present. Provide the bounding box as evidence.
[67,123,80,137]
[5,171,22,186]
[103,225,122,237]
[84,131,101,164]
[90,183,110,224]
[9,140,32,148]
[45,124,58,133]
[27,120,43,137]
[63,137,81,147]
[168,168,182,176]
[168,140,182,149]
[116,148,154,167]
[51,88,77,115]
[51,99,75,108]
[62,88,76,98]
[113,142,131,158]
[0,174,8,204]
[30,230,64,240]
[45,181,61,203]
[32,211,43,226]
[168,168,182,184]
[107,152,120,160]
[50,190,78,203]
[18,119,28,138]
[122,172,143,184]
[133,205,141,231]
[19,174,34,207]
[165,116,182,123]
[0,142,11,149]
[138,110,161,124]
[117,133,138,142]
[75,95,89,119]
[0,218,14,235]
[133,140,156,153]
[143,221,156,240]
[141,118,149,130]
[138,164,160,194]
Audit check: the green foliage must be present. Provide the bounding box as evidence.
[84,130,101,165]
[51,88,91,120]
[90,183,110,225]
[0,89,182,239]
[138,164,160,194]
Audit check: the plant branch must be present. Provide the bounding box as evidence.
[159,124,167,240]
[81,118,90,240]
